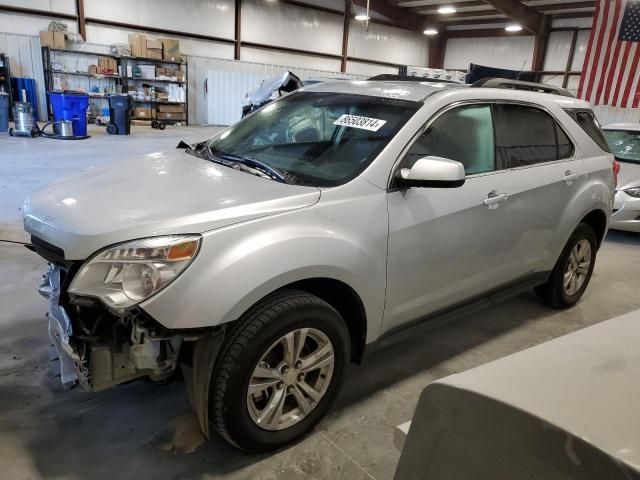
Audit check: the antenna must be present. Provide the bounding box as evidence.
[516,60,526,80]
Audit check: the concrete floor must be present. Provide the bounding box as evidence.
[1,125,640,480]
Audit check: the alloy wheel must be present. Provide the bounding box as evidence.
[564,239,592,296]
[247,328,335,431]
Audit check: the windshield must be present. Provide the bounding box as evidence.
[603,129,640,164]
[208,91,420,187]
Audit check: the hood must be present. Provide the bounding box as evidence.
[618,160,640,190]
[23,150,320,260]
[245,71,303,106]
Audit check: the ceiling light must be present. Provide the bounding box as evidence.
[423,28,439,35]
[438,6,457,14]
[505,24,523,32]
[355,14,370,21]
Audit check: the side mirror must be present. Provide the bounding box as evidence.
[396,156,466,189]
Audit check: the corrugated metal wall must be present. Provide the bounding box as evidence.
[444,36,536,71]
[0,32,47,120]
[189,55,365,125]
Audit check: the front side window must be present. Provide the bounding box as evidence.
[208,92,420,187]
[603,129,640,164]
[493,104,573,168]
[403,104,496,175]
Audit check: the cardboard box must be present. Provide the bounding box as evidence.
[156,67,166,77]
[159,38,180,61]
[128,33,148,58]
[158,104,185,113]
[88,65,98,75]
[133,107,153,119]
[175,70,185,82]
[147,39,163,50]
[147,49,163,60]
[157,111,185,120]
[40,31,65,49]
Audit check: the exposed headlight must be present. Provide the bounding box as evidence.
[624,187,640,198]
[69,235,201,310]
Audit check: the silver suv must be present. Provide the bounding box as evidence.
[23,79,615,451]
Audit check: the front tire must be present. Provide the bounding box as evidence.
[210,290,350,452]
[535,223,598,308]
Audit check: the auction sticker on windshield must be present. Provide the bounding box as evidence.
[333,114,387,132]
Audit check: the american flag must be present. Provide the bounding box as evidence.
[578,0,640,108]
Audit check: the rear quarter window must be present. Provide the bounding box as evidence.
[564,109,611,153]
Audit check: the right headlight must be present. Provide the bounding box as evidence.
[69,235,201,311]
[624,187,640,198]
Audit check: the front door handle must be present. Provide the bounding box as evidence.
[563,170,579,184]
[483,191,509,209]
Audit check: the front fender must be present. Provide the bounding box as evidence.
[142,189,388,342]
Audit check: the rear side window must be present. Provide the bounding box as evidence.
[493,104,574,168]
[564,109,610,152]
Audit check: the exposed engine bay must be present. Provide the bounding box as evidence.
[40,263,184,391]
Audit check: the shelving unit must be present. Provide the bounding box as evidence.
[40,47,189,127]
[120,55,188,125]
[41,46,123,119]
[0,54,13,119]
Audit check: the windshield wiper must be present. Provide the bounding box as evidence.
[208,147,288,183]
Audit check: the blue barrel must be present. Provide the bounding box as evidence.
[0,94,9,132]
[49,91,89,137]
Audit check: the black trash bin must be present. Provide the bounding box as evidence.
[0,93,9,133]
[106,94,132,135]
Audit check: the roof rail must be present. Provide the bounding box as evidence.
[368,74,460,84]
[471,78,575,98]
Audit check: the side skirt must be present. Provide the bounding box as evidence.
[363,272,550,359]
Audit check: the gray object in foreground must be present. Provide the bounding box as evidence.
[395,309,640,480]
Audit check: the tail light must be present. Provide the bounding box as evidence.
[613,159,621,188]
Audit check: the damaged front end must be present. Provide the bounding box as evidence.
[40,263,183,391]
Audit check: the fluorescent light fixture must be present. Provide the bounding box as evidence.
[505,24,523,32]
[423,28,439,35]
[355,14,370,21]
[438,6,457,14]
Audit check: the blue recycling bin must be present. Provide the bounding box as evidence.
[0,94,9,132]
[49,91,89,137]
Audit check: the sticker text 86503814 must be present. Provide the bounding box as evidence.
[333,114,387,132]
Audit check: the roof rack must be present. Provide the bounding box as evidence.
[471,78,575,98]
[368,74,460,84]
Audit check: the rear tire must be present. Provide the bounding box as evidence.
[535,223,597,308]
[210,290,350,452]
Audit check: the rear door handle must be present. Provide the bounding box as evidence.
[483,191,508,209]
[563,170,579,184]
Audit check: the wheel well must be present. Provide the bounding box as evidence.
[580,210,607,247]
[279,278,367,364]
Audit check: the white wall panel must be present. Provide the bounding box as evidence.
[346,61,397,77]
[241,47,340,72]
[540,74,565,87]
[571,30,591,72]
[347,21,427,67]
[188,55,364,125]
[444,36,535,70]
[241,0,343,56]
[543,31,572,71]
[0,0,76,14]
[84,0,235,40]
[0,32,47,119]
[85,25,235,59]
[0,12,76,35]
[593,105,640,125]
[552,18,593,29]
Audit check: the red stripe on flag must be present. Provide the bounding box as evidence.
[620,44,640,107]
[595,0,623,105]
[577,0,603,99]
[585,0,613,102]
[611,41,632,106]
